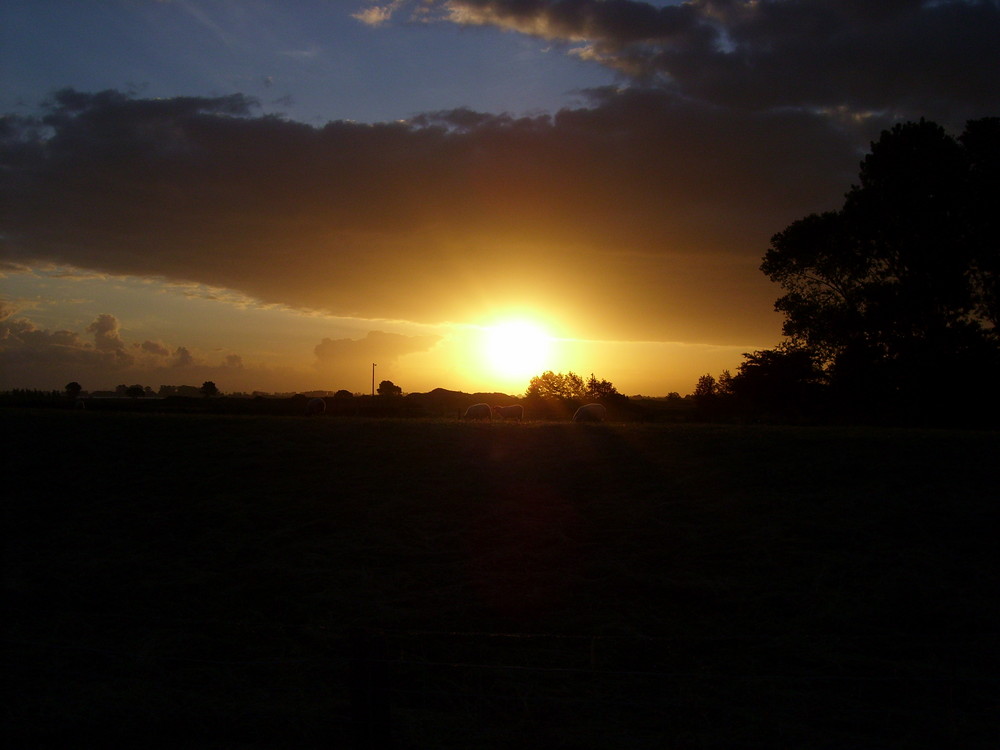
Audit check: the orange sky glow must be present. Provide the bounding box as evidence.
[3,1,997,396]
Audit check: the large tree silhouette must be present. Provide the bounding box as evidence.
[761,118,999,419]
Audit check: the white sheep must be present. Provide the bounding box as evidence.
[573,403,607,422]
[463,402,493,421]
[492,404,524,421]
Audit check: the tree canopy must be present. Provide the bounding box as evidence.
[760,117,999,419]
[377,380,402,397]
[525,371,621,402]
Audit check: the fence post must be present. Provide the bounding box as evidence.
[350,628,393,750]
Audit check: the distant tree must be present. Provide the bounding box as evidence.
[693,374,717,402]
[158,385,177,397]
[377,380,402,397]
[65,382,82,399]
[716,370,734,397]
[115,384,128,396]
[525,370,587,401]
[125,384,145,399]
[692,373,731,416]
[200,381,219,398]
[665,391,682,402]
[334,389,353,399]
[762,118,1000,416]
[585,373,622,401]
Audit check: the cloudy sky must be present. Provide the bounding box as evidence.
[2,1,998,396]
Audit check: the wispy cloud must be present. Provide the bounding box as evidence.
[314,329,441,373]
[352,1,407,27]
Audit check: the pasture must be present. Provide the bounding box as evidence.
[5,408,999,748]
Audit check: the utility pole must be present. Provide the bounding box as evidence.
[371,363,376,396]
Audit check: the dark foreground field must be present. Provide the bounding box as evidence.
[4,409,999,748]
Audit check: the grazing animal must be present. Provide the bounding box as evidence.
[573,403,607,423]
[306,397,327,415]
[463,402,493,421]
[492,404,524,421]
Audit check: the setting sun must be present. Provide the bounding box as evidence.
[480,320,553,384]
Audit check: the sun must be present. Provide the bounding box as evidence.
[481,319,553,384]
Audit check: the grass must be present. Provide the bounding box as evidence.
[4,408,1000,748]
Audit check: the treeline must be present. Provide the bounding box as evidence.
[0,384,699,422]
[691,345,1000,428]
[6,372,994,426]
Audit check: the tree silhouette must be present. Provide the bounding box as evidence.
[762,118,1000,419]
[691,373,726,417]
[693,374,717,401]
[125,384,145,399]
[200,381,219,398]
[585,373,621,401]
[525,371,586,401]
[727,346,826,419]
[65,382,82,399]
[377,380,402,397]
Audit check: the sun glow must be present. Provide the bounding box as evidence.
[480,319,553,384]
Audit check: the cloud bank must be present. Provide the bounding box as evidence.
[0,297,440,392]
[431,0,998,124]
[0,86,863,343]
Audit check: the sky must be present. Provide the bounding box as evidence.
[2,1,999,396]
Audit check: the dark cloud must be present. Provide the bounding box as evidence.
[1,311,132,384]
[440,0,707,46]
[2,316,92,365]
[438,1,1000,123]
[172,346,194,368]
[86,313,132,362]
[141,340,171,357]
[1,85,872,343]
[0,308,266,391]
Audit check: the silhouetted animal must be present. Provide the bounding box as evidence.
[492,404,523,421]
[463,403,493,421]
[573,403,607,422]
[306,397,326,415]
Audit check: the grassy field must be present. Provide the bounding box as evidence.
[4,408,999,748]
